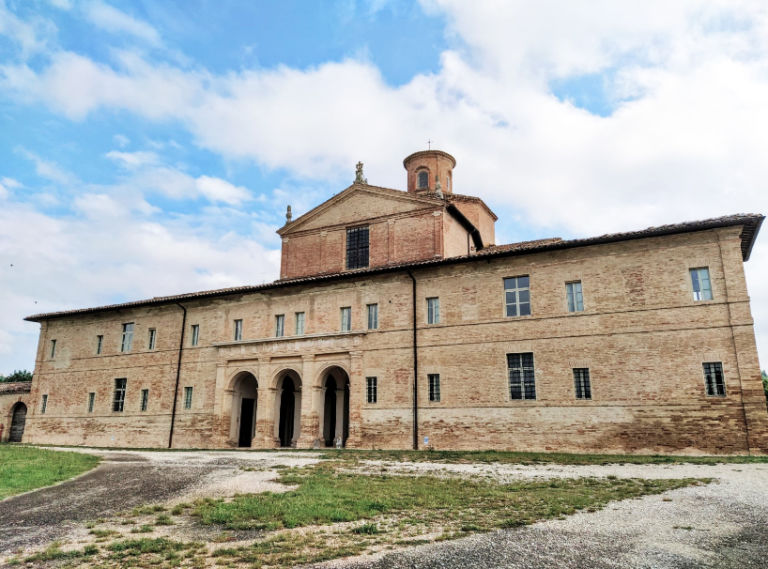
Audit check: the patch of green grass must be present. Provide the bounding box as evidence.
[89,528,119,538]
[155,514,175,526]
[23,541,97,563]
[0,446,100,499]
[132,504,166,515]
[130,524,155,534]
[320,448,768,465]
[195,463,705,532]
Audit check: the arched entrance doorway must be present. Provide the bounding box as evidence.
[231,372,258,448]
[275,371,301,447]
[321,367,349,447]
[9,402,27,443]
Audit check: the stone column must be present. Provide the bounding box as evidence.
[254,358,277,448]
[346,351,364,447]
[296,355,318,448]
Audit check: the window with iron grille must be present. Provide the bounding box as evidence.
[427,297,440,324]
[295,312,305,335]
[41,394,48,414]
[508,353,536,400]
[703,362,726,397]
[573,368,592,399]
[191,324,200,346]
[96,334,103,355]
[566,281,584,312]
[121,323,134,352]
[87,392,95,413]
[140,389,149,412]
[148,328,157,350]
[690,267,713,301]
[234,319,243,341]
[367,303,378,330]
[275,314,285,337]
[428,374,441,402]
[346,226,369,269]
[340,307,351,332]
[113,378,126,412]
[184,386,193,410]
[504,276,531,317]
[366,377,378,404]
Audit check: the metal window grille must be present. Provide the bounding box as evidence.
[191,324,200,346]
[295,312,305,335]
[427,297,440,324]
[87,392,95,413]
[234,319,243,341]
[148,329,157,350]
[275,315,284,337]
[113,378,126,412]
[184,386,193,410]
[508,353,536,400]
[367,304,378,330]
[96,335,103,354]
[566,281,584,312]
[41,394,48,414]
[703,362,726,397]
[140,389,149,412]
[346,226,369,269]
[341,307,351,332]
[428,374,441,402]
[504,276,531,317]
[121,323,134,352]
[573,368,592,399]
[366,377,378,404]
[690,268,713,301]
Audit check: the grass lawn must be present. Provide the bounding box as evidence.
[0,445,100,500]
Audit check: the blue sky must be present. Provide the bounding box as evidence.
[1,0,768,374]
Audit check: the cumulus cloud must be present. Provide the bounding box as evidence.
[195,176,251,205]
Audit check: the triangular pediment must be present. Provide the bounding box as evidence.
[278,184,443,235]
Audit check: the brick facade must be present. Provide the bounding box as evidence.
[20,151,768,454]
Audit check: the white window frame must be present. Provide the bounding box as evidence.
[504,276,531,317]
[234,319,243,341]
[113,378,126,412]
[190,324,200,346]
[184,386,193,410]
[507,352,536,400]
[121,323,134,352]
[275,314,285,338]
[341,306,351,332]
[295,312,305,335]
[690,267,713,301]
[566,281,584,312]
[367,303,379,330]
[148,328,157,350]
[427,297,440,325]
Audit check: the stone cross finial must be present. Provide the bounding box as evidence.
[286,205,292,223]
[355,161,367,184]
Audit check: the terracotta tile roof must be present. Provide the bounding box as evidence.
[0,382,32,395]
[24,213,763,322]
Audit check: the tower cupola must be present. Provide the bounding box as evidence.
[403,149,456,196]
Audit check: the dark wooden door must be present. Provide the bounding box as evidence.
[238,398,255,447]
[9,403,26,443]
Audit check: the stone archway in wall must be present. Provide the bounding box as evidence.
[320,366,350,448]
[230,371,259,448]
[274,370,302,448]
[9,402,27,443]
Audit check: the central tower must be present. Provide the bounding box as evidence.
[403,149,456,195]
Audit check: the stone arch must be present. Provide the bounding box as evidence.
[318,365,350,447]
[229,371,258,448]
[273,369,302,448]
[9,402,27,443]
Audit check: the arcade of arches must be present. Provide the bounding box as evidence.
[226,365,350,449]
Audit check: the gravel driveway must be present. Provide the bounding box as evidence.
[1,449,767,569]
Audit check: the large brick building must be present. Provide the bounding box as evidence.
[19,150,768,454]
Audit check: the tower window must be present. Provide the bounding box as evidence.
[417,170,429,189]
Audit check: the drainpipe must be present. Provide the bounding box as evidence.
[168,303,187,449]
[407,271,419,450]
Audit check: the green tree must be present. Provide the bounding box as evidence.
[0,370,32,383]
[763,370,768,402]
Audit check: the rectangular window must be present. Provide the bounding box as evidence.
[121,323,134,352]
[508,352,536,400]
[275,314,285,337]
[113,378,126,412]
[703,362,726,397]
[96,335,103,355]
[148,328,157,350]
[50,339,57,358]
[427,297,440,324]
[140,389,149,412]
[366,376,378,404]
[87,392,95,413]
[367,303,378,330]
[295,312,305,335]
[573,368,592,399]
[234,319,243,341]
[690,267,713,301]
[184,386,193,410]
[428,374,441,402]
[346,226,369,269]
[340,307,351,332]
[566,281,584,312]
[41,394,48,414]
[504,276,531,317]
[190,324,200,346]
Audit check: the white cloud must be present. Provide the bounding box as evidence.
[16,148,76,185]
[105,150,160,169]
[0,0,53,57]
[195,176,252,205]
[83,0,161,46]
[113,133,130,147]
[0,176,21,199]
